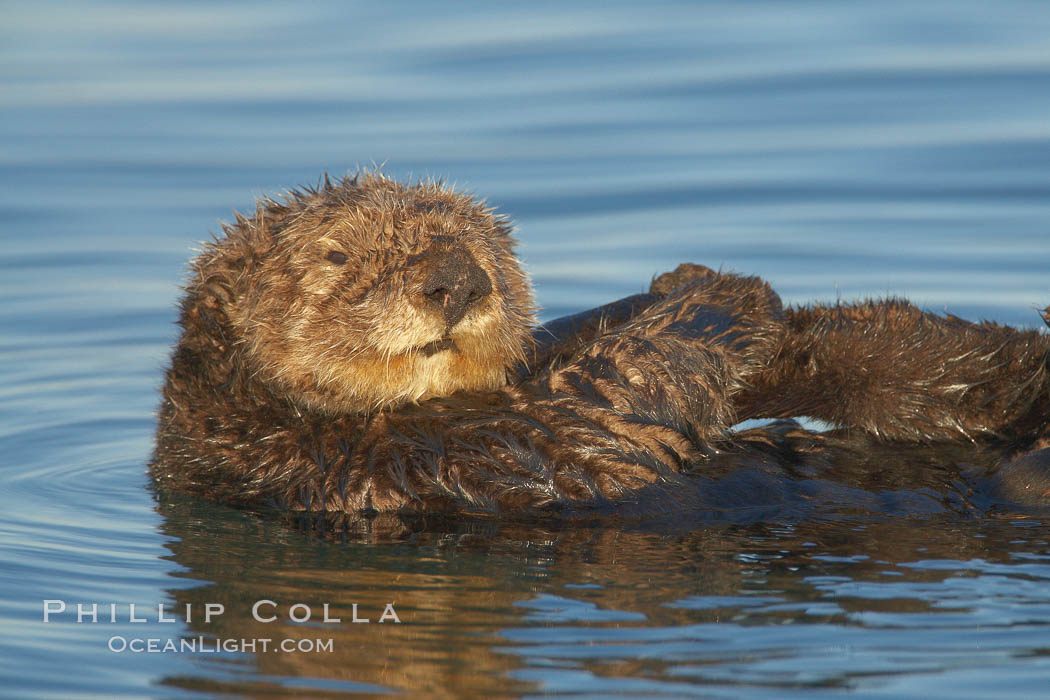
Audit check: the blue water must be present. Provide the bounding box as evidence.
[3,1,1050,697]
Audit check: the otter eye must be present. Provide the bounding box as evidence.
[326,250,348,265]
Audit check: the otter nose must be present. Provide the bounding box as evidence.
[421,247,492,329]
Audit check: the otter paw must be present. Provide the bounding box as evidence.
[650,263,717,297]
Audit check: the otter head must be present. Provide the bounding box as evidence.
[193,173,536,413]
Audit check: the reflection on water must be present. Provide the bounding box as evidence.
[150,495,1050,697]
[3,0,1050,696]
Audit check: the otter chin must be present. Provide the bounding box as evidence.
[153,171,1050,517]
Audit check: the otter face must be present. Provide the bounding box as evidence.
[209,174,536,413]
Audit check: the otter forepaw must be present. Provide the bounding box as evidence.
[650,263,717,297]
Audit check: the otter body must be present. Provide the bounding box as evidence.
[153,173,1050,516]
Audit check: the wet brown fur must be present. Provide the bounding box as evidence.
[152,173,1050,516]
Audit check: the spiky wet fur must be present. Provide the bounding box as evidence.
[742,301,1050,444]
[153,174,1050,515]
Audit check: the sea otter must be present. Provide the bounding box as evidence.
[152,172,1050,517]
